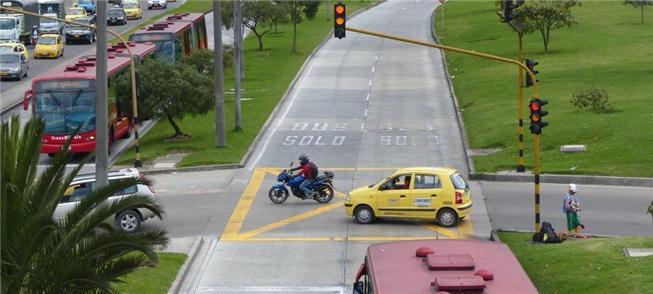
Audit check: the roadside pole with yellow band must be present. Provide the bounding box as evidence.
[0,6,143,167]
[341,25,544,233]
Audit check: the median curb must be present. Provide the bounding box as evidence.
[167,237,205,294]
[470,172,653,187]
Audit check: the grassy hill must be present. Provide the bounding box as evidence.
[436,1,653,177]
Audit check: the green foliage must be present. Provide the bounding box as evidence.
[518,0,581,52]
[221,1,280,50]
[500,232,653,293]
[1,116,168,293]
[118,54,213,138]
[570,88,613,113]
[181,47,234,76]
[624,0,653,24]
[279,0,322,52]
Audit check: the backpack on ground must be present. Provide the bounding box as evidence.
[532,221,563,243]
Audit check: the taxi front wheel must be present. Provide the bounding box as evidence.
[354,205,375,224]
[437,208,458,227]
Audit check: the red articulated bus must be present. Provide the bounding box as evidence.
[23,42,156,156]
[353,239,538,294]
[128,12,207,63]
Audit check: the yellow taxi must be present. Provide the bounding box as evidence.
[122,1,143,20]
[34,34,64,59]
[65,6,88,21]
[0,42,29,61]
[344,167,472,227]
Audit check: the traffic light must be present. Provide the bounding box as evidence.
[525,59,539,87]
[529,98,549,134]
[334,3,346,39]
[503,0,517,22]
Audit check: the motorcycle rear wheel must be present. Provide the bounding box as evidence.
[314,185,334,204]
[268,187,289,204]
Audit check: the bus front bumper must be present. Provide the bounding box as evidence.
[41,141,96,154]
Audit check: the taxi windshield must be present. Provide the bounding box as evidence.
[0,54,19,64]
[39,37,57,45]
[123,3,138,8]
[77,0,92,4]
[67,8,85,14]
[0,46,14,53]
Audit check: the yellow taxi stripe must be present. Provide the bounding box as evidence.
[221,168,267,240]
[235,201,345,240]
[419,223,461,239]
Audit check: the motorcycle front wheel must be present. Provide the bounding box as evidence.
[268,187,289,204]
[314,185,334,204]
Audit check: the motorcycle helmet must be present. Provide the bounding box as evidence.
[298,154,309,165]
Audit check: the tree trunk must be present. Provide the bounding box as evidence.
[292,1,297,52]
[252,29,264,50]
[641,6,644,24]
[274,19,278,32]
[166,112,189,138]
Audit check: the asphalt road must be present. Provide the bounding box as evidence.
[178,0,487,292]
[481,181,653,236]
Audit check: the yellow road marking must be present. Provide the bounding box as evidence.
[221,168,267,240]
[419,223,460,239]
[458,215,475,239]
[235,201,345,240]
[259,167,398,172]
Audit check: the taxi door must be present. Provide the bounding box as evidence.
[375,174,412,218]
[410,174,444,219]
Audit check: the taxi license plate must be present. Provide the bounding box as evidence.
[0,72,7,76]
[75,35,80,38]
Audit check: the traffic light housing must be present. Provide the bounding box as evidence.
[334,3,346,39]
[525,59,539,87]
[503,0,517,22]
[529,98,549,134]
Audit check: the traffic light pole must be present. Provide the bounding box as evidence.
[344,26,543,232]
[516,32,525,173]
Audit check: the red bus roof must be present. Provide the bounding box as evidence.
[164,12,205,24]
[366,240,538,294]
[31,43,156,83]
[134,20,191,37]
[106,42,156,58]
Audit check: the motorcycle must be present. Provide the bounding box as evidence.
[268,163,335,204]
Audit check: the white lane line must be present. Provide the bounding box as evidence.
[371,66,375,73]
[248,63,315,170]
[368,80,372,86]
[198,286,345,293]
[364,109,368,118]
[374,55,378,62]
[365,93,370,101]
[361,122,365,131]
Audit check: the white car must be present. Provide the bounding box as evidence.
[54,168,158,233]
[147,0,167,10]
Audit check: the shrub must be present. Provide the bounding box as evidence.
[570,88,613,113]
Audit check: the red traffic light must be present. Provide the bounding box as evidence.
[335,4,345,14]
[529,101,540,111]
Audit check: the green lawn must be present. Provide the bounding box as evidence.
[436,2,653,177]
[116,1,378,167]
[112,252,187,294]
[499,231,653,294]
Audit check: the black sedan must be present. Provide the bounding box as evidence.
[64,16,97,44]
[107,8,128,26]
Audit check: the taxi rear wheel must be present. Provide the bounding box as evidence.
[354,205,375,224]
[437,208,458,227]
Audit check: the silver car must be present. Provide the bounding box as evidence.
[0,52,28,80]
[54,168,157,233]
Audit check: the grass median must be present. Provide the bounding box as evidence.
[116,1,377,167]
[499,231,653,294]
[435,2,653,177]
[112,252,187,293]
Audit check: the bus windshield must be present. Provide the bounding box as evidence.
[0,18,16,30]
[34,80,97,134]
[129,33,175,63]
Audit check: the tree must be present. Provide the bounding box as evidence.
[1,116,167,293]
[182,48,234,76]
[280,0,320,52]
[624,0,653,24]
[221,0,278,50]
[117,57,213,139]
[518,0,581,53]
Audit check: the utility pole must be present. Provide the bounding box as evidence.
[95,0,108,188]
[326,0,330,20]
[233,0,242,130]
[214,0,225,146]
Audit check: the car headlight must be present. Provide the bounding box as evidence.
[345,194,351,202]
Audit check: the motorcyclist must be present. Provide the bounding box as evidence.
[290,154,318,198]
[31,25,39,45]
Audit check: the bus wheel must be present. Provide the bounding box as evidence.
[47,153,56,158]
